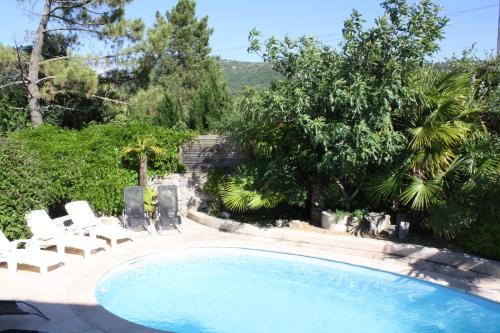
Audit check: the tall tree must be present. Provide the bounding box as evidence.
[231,0,448,224]
[17,0,143,125]
[132,0,229,131]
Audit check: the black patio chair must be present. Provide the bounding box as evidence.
[157,185,181,232]
[0,300,49,321]
[123,186,148,231]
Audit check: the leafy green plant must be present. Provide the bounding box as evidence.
[334,210,350,218]
[7,122,194,219]
[232,0,447,222]
[366,70,481,210]
[144,186,158,217]
[123,136,166,187]
[0,138,55,239]
[221,177,285,212]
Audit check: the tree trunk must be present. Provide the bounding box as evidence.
[310,183,325,226]
[27,0,52,125]
[139,155,148,187]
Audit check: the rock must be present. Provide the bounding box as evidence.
[377,215,391,234]
[365,212,391,235]
[220,211,231,219]
[397,213,410,239]
[150,172,209,212]
[275,219,288,228]
[399,221,410,239]
[382,224,397,237]
[288,220,302,228]
[346,218,360,233]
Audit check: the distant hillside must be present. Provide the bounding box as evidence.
[221,59,282,94]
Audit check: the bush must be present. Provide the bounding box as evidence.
[456,222,500,261]
[0,138,55,239]
[1,122,194,238]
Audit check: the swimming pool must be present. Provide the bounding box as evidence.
[96,247,500,333]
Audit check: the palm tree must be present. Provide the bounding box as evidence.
[123,137,165,187]
[367,70,481,210]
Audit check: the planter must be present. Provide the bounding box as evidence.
[321,211,349,233]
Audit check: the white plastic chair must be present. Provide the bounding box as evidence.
[0,230,65,277]
[65,201,135,248]
[26,210,109,259]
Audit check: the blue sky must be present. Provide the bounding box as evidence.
[0,0,498,62]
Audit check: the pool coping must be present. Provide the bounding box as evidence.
[187,210,500,279]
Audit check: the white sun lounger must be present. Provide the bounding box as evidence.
[0,230,65,277]
[65,201,135,248]
[26,210,109,259]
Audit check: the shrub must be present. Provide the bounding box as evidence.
[0,138,55,239]
[456,222,500,261]
[1,122,194,238]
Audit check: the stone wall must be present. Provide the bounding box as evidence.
[150,172,210,214]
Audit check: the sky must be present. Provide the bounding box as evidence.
[0,0,498,62]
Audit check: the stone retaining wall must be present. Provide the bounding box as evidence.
[150,173,210,214]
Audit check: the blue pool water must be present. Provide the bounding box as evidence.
[96,248,500,333]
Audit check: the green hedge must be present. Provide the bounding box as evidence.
[1,122,194,240]
[0,138,55,239]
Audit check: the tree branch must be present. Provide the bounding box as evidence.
[13,40,32,98]
[43,28,102,35]
[45,104,77,111]
[90,94,128,105]
[0,81,25,89]
[39,55,71,65]
[55,89,129,105]
[36,75,62,84]
[49,0,94,15]
[50,14,103,27]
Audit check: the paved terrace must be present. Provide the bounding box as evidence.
[1,214,499,332]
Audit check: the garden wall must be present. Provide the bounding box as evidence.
[150,172,210,214]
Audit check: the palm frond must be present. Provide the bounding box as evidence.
[409,123,434,150]
[400,176,443,210]
[365,169,405,204]
[221,178,285,212]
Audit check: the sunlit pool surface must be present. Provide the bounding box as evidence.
[96,248,500,333]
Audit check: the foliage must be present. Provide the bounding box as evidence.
[221,178,285,212]
[230,0,447,217]
[366,71,481,211]
[7,123,194,218]
[0,41,128,130]
[15,0,144,125]
[0,137,55,240]
[188,61,232,131]
[456,221,500,261]
[156,92,184,128]
[133,0,230,131]
[0,95,29,134]
[204,161,307,213]
[123,136,167,186]
[144,186,158,215]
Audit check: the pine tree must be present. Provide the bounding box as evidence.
[7,0,143,125]
[135,0,230,131]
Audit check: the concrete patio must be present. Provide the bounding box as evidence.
[1,217,499,332]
